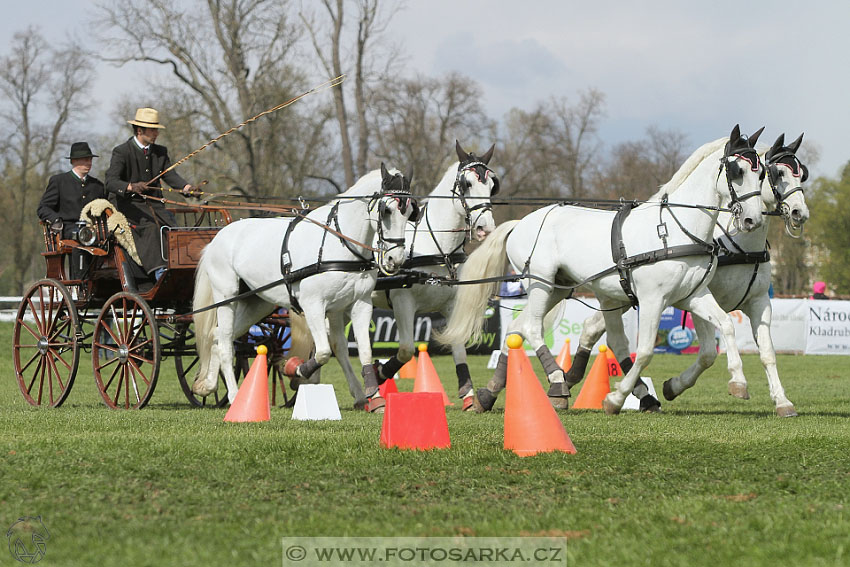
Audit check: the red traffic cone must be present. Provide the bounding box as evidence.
[413,344,453,406]
[504,334,577,457]
[398,356,417,379]
[555,338,572,372]
[379,377,399,398]
[571,345,611,410]
[606,347,624,377]
[224,345,270,422]
[380,392,451,450]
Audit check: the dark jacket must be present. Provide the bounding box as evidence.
[37,170,106,238]
[105,137,188,225]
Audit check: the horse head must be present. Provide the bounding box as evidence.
[375,162,418,275]
[454,141,498,241]
[721,124,766,232]
[764,133,810,237]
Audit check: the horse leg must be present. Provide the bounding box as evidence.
[327,311,367,410]
[601,306,661,412]
[747,297,797,417]
[564,311,607,388]
[378,290,416,383]
[662,313,718,401]
[678,291,747,399]
[295,301,332,384]
[213,303,240,404]
[603,296,664,415]
[349,296,384,413]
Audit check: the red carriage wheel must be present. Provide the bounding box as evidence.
[13,279,80,407]
[92,292,160,409]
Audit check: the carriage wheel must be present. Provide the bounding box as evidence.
[92,292,160,409]
[171,322,250,408]
[13,279,80,407]
[247,315,293,407]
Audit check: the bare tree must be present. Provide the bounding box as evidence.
[301,0,403,187]
[369,73,496,191]
[0,28,92,293]
[97,0,336,199]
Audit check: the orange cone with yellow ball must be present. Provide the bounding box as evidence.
[398,356,417,379]
[224,345,270,422]
[503,334,577,456]
[571,345,611,410]
[413,344,453,406]
[555,338,572,372]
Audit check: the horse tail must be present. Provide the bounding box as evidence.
[287,311,315,362]
[193,250,217,383]
[435,220,519,346]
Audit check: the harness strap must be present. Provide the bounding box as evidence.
[610,201,640,307]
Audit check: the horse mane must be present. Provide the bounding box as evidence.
[648,138,727,200]
[334,166,401,199]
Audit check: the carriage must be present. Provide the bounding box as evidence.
[13,203,294,409]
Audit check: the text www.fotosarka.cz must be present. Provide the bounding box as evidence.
[281,537,567,566]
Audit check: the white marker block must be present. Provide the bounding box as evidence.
[291,384,342,421]
[622,377,657,411]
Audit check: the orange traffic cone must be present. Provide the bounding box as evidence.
[606,347,624,378]
[379,377,399,398]
[224,345,270,422]
[398,356,417,379]
[503,334,577,457]
[413,344,453,406]
[571,345,611,410]
[555,338,572,372]
[380,392,451,450]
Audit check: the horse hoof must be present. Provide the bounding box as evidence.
[191,378,216,397]
[473,388,497,413]
[640,395,662,413]
[547,381,570,398]
[728,382,750,400]
[662,379,678,401]
[462,397,474,411]
[283,356,303,378]
[366,396,386,414]
[353,398,368,411]
[602,395,621,415]
[549,396,569,410]
[776,404,798,418]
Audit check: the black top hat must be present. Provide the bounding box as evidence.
[66,142,99,160]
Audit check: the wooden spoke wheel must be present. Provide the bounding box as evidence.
[13,279,80,407]
[244,314,293,408]
[170,322,249,408]
[92,292,160,409]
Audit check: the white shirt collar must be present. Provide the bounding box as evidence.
[133,137,149,151]
[71,169,87,182]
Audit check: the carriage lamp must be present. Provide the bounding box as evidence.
[76,223,97,246]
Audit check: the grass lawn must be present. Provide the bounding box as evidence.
[2,321,849,566]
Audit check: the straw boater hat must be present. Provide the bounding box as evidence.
[127,107,166,129]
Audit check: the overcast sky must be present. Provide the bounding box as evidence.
[4,0,849,178]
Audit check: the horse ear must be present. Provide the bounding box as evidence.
[789,133,804,153]
[456,140,469,162]
[380,162,390,182]
[730,124,741,143]
[407,165,414,189]
[748,126,765,147]
[480,143,495,165]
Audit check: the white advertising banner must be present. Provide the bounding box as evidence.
[805,300,850,355]
[498,298,638,354]
[720,298,809,354]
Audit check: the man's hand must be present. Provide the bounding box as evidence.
[181,184,203,198]
[127,182,149,195]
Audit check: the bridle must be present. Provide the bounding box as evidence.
[763,149,808,237]
[451,160,499,238]
[369,175,418,276]
[718,141,765,226]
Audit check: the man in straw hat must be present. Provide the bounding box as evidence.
[38,141,106,239]
[37,141,106,280]
[105,107,198,282]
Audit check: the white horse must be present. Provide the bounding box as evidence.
[438,125,767,415]
[289,142,499,410]
[191,164,417,410]
[562,133,810,417]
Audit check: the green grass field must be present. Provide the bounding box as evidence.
[2,321,849,567]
